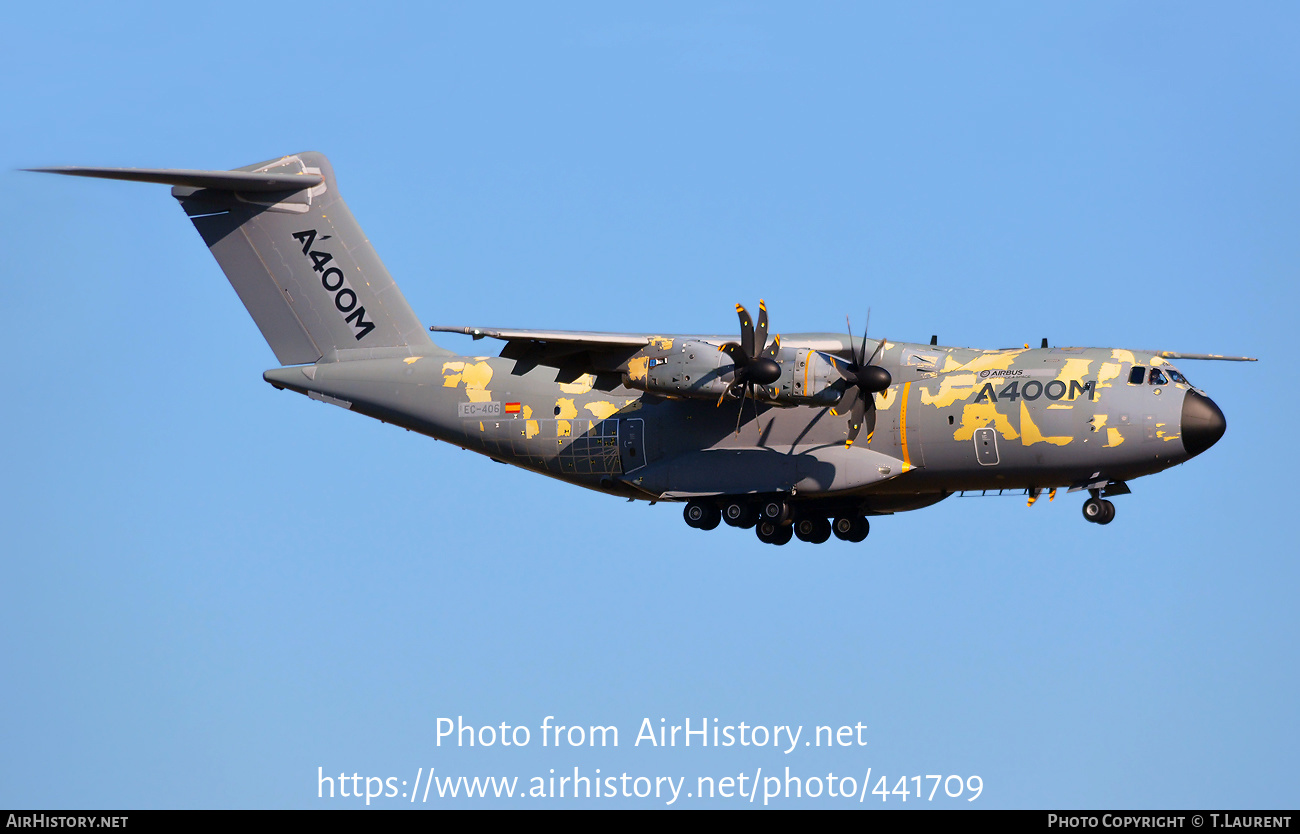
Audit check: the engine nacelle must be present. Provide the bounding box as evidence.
[623,342,844,406]
[776,349,843,406]
[623,340,732,399]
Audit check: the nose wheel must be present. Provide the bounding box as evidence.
[1082,497,1115,525]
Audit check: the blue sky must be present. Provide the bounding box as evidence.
[2,2,1295,808]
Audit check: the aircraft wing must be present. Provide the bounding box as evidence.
[428,325,669,381]
[429,325,854,381]
[429,325,657,348]
[429,325,850,352]
[1156,351,1257,362]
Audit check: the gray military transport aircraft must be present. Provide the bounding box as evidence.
[32,152,1255,545]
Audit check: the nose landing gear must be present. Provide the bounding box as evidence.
[1082,496,1115,525]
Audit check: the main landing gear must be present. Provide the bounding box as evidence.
[722,500,758,529]
[683,501,721,530]
[683,499,871,545]
[794,516,832,544]
[1082,496,1116,525]
[831,516,869,543]
[756,519,794,545]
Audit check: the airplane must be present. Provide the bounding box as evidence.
[29,152,1255,546]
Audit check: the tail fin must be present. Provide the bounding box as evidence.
[33,152,434,365]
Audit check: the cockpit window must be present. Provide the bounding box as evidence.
[1167,368,1189,385]
[1129,366,1146,384]
[1149,369,1168,386]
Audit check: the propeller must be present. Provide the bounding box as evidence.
[718,300,783,434]
[833,314,892,446]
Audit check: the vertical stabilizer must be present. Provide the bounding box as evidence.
[173,152,434,364]
[33,152,436,364]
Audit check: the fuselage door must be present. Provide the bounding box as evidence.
[974,427,1000,465]
[620,418,647,472]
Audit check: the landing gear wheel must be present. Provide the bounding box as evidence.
[1097,499,1115,525]
[1082,498,1106,524]
[794,516,832,544]
[832,516,870,543]
[760,500,791,525]
[723,501,758,529]
[756,520,794,545]
[684,501,720,530]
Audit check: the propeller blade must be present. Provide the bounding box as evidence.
[835,312,889,444]
[737,305,755,359]
[836,386,859,417]
[734,383,762,437]
[860,310,871,365]
[866,335,886,368]
[719,341,748,368]
[725,301,781,391]
[834,388,860,445]
[761,333,781,361]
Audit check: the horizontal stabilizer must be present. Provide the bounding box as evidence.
[26,166,324,193]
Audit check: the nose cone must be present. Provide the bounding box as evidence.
[1181,390,1227,457]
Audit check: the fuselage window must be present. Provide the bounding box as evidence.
[1167,368,1189,385]
[1149,369,1168,386]
[1129,366,1146,385]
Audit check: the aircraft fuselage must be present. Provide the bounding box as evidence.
[36,152,1238,544]
[262,338,1224,520]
